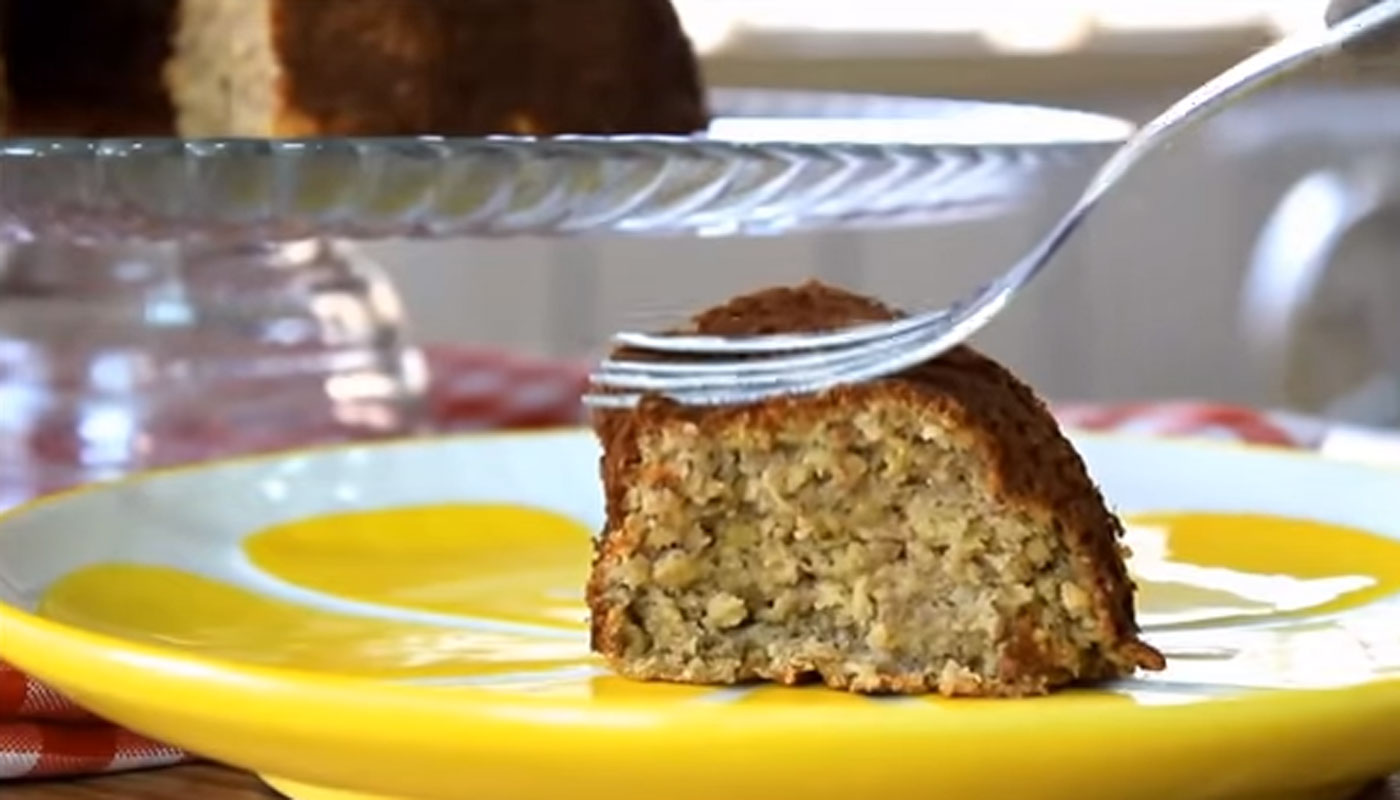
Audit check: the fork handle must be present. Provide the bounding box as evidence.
[1331,0,1400,61]
[952,0,1400,375]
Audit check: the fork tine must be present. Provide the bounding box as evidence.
[589,321,938,393]
[594,328,923,386]
[584,287,1003,408]
[580,391,647,409]
[610,309,947,355]
[594,304,959,383]
[594,323,932,380]
[598,357,826,375]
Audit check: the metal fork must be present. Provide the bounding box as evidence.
[585,0,1400,410]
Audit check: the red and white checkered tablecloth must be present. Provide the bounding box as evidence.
[0,347,1358,781]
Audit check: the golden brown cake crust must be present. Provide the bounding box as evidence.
[272,0,708,136]
[589,282,1164,694]
[0,0,707,137]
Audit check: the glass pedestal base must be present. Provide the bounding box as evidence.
[0,237,425,504]
[0,89,1136,504]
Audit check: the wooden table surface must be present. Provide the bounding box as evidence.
[6,766,1400,800]
[9,766,275,799]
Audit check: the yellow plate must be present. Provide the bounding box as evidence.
[2,429,1400,800]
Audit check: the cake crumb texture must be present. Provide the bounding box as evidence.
[588,282,1164,696]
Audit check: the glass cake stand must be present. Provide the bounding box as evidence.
[0,88,1132,495]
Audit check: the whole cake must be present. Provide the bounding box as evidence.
[588,283,1164,696]
[0,0,708,137]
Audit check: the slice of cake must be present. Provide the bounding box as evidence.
[0,0,708,137]
[587,282,1164,696]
